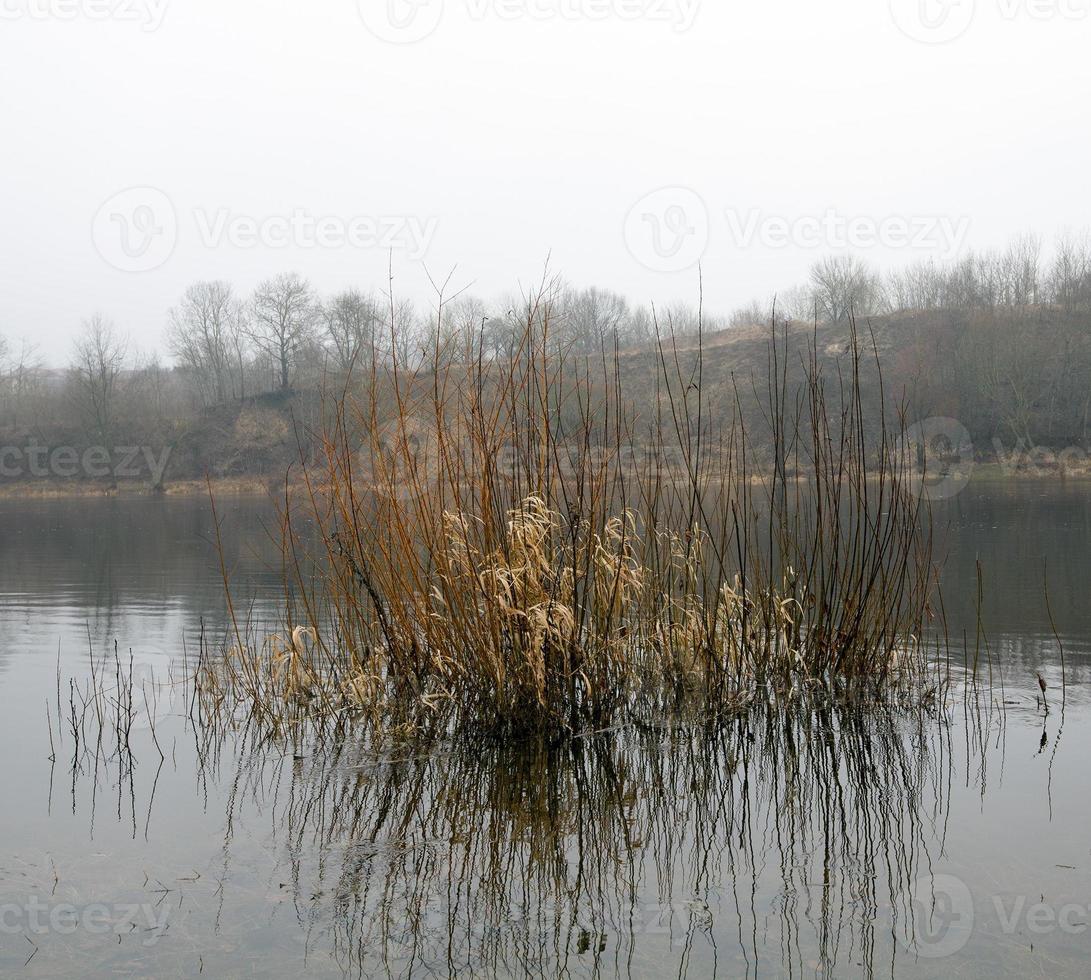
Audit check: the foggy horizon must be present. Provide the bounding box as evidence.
[2,0,1089,363]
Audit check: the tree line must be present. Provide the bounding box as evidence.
[3,229,1091,458]
[730,230,1091,327]
[0,274,711,445]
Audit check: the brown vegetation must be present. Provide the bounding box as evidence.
[197,281,940,736]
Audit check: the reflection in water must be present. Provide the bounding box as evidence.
[183,697,970,978]
[0,496,284,684]
[935,480,1091,657]
[4,490,1091,977]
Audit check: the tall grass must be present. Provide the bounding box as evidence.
[202,281,938,734]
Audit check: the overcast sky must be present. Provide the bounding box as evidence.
[1,0,1089,363]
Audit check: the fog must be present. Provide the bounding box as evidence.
[1,0,1089,363]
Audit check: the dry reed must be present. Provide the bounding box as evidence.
[201,281,940,735]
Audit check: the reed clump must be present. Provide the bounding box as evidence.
[201,280,939,734]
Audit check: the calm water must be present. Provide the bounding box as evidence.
[1,484,1090,978]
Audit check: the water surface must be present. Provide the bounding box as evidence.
[1,485,1090,977]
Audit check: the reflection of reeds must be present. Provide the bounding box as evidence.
[49,654,1001,977]
[204,283,939,733]
[203,693,957,978]
[47,638,189,839]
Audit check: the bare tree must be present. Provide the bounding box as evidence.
[1048,230,1091,312]
[809,255,883,324]
[446,294,493,360]
[248,273,318,391]
[660,300,703,336]
[168,281,246,405]
[729,297,772,329]
[230,306,252,402]
[380,298,424,369]
[623,305,652,346]
[728,288,814,328]
[419,294,492,368]
[559,286,631,353]
[0,332,10,420]
[322,289,383,372]
[70,314,127,443]
[0,331,12,424]
[1000,233,1042,307]
[887,259,946,313]
[779,285,818,323]
[0,337,44,427]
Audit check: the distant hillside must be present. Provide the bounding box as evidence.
[2,305,1088,494]
[613,305,1091,458]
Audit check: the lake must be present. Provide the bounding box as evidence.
[1,483,1090,978]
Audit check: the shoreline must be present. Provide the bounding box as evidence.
[0,477,281,500]
[2,462,1091,501]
